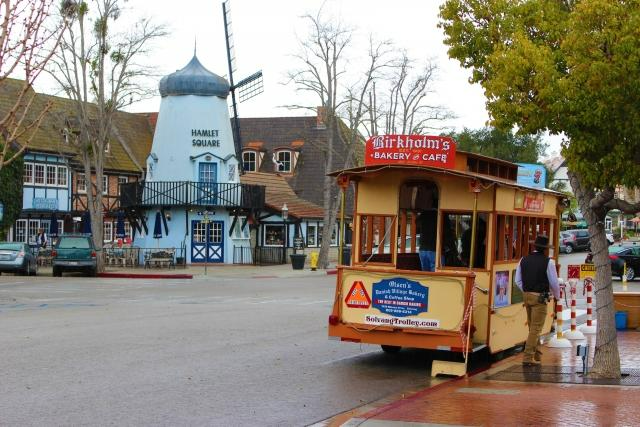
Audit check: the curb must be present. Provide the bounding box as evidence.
[98,272,193,279]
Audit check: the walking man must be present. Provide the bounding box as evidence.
[515,234,560,366]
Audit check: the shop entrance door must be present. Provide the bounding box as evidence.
[191,220,224,263]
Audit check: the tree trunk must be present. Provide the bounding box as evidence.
[569,171,621,378]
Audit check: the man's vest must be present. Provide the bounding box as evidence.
[520,251,550,293]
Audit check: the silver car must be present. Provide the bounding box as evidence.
[0,242,38,276]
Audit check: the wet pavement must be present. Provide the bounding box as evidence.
[325,330,640,426]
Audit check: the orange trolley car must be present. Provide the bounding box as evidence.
[328,135,564,375]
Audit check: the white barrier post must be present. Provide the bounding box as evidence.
[548,283,572,348]
[564,278,585,340]
[580,277,597,334]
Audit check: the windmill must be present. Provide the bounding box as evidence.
[222,0,264,175]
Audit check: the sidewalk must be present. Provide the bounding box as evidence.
[327,330,640,426]
[34,263,338,279]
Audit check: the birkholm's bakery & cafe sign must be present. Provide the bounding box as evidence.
[365,135,456,168]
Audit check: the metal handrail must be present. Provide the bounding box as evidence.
[120,181,265,209]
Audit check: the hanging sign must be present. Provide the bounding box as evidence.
[364,135,456,168]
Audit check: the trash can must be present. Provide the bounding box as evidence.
[341,246,351,266]
[615,311,628,330]
[290,253,307,270]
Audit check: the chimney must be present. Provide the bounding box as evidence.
[316,106,327,129]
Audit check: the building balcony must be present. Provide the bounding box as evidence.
[119,181,265,210]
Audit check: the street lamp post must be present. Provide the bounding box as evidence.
[281,203,288,264]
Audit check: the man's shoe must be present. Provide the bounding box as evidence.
[534,351,543,362]
[522,360,541,367]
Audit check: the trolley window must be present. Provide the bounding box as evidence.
[440,211,488,269]
[494,215,554,262]
[357,215,396,264]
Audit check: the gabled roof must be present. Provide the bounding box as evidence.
[239,116,359,209]
[240,171,324,219]
[0,78,153,173]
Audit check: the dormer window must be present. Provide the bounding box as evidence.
[273,150,292,173]
[243,150,257,172]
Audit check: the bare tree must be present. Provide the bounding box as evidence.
[375,52,453,136]
[49,0,165,271]
[0,0,62,171]
[286,9,391,268]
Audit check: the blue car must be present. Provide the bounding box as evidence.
[52,235,97,277]
[0,242,38,276]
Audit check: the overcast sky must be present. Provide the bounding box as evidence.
[36,0,562,157]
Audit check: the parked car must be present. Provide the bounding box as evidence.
[585,243,639,281]
[563,229,591,252]
[0,242,37,276]
[52,235,97,277]
[559,231,577,254]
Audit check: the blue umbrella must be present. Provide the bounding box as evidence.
[49,212,59,238]
[81,211,92,234]
[115,211,126,238]
[153,211,163,239]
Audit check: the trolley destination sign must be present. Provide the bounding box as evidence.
[364,134,456,169]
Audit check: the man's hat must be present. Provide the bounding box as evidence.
[530,234,553,249]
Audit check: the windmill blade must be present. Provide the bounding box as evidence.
[235,71,264,103]
[223,1,236,75]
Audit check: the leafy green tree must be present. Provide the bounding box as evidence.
[447,127,546,163]
[440,0,640,378]
[0,145,23,239]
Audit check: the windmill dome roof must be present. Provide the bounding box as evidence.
[159,55,230,98]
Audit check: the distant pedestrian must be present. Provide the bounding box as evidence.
[515,234,560,366]
[36,228,48,248]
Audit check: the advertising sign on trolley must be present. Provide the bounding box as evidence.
[365,135,456,168]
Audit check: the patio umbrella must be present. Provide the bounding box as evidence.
[115,211,126,239]
[49,212,59,238]
[81,211,92,234]
[153,211,163,246]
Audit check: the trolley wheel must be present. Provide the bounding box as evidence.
[381,345,402,354]
[626,267,635,281]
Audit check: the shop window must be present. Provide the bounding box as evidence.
[28,220,39,244]
[330,223,339,246]
[46,165,57,185]
[440,211,488,269]
[23,163,33,184]
[103,222,113,242]
[57,166,68,186]
[118,176,128,195]
[77,173,86,193]
[274,150,291,173]
[232,217,250,239]
[264,224,285,246]
[15,220,26,242]
[306,223,317,247]
[357,214,396,264]
[34,164,45,185]
[242,151,257,172]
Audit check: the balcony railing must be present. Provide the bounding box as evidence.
[119,181,265,210]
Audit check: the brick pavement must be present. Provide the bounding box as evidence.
[333,330,640,426]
